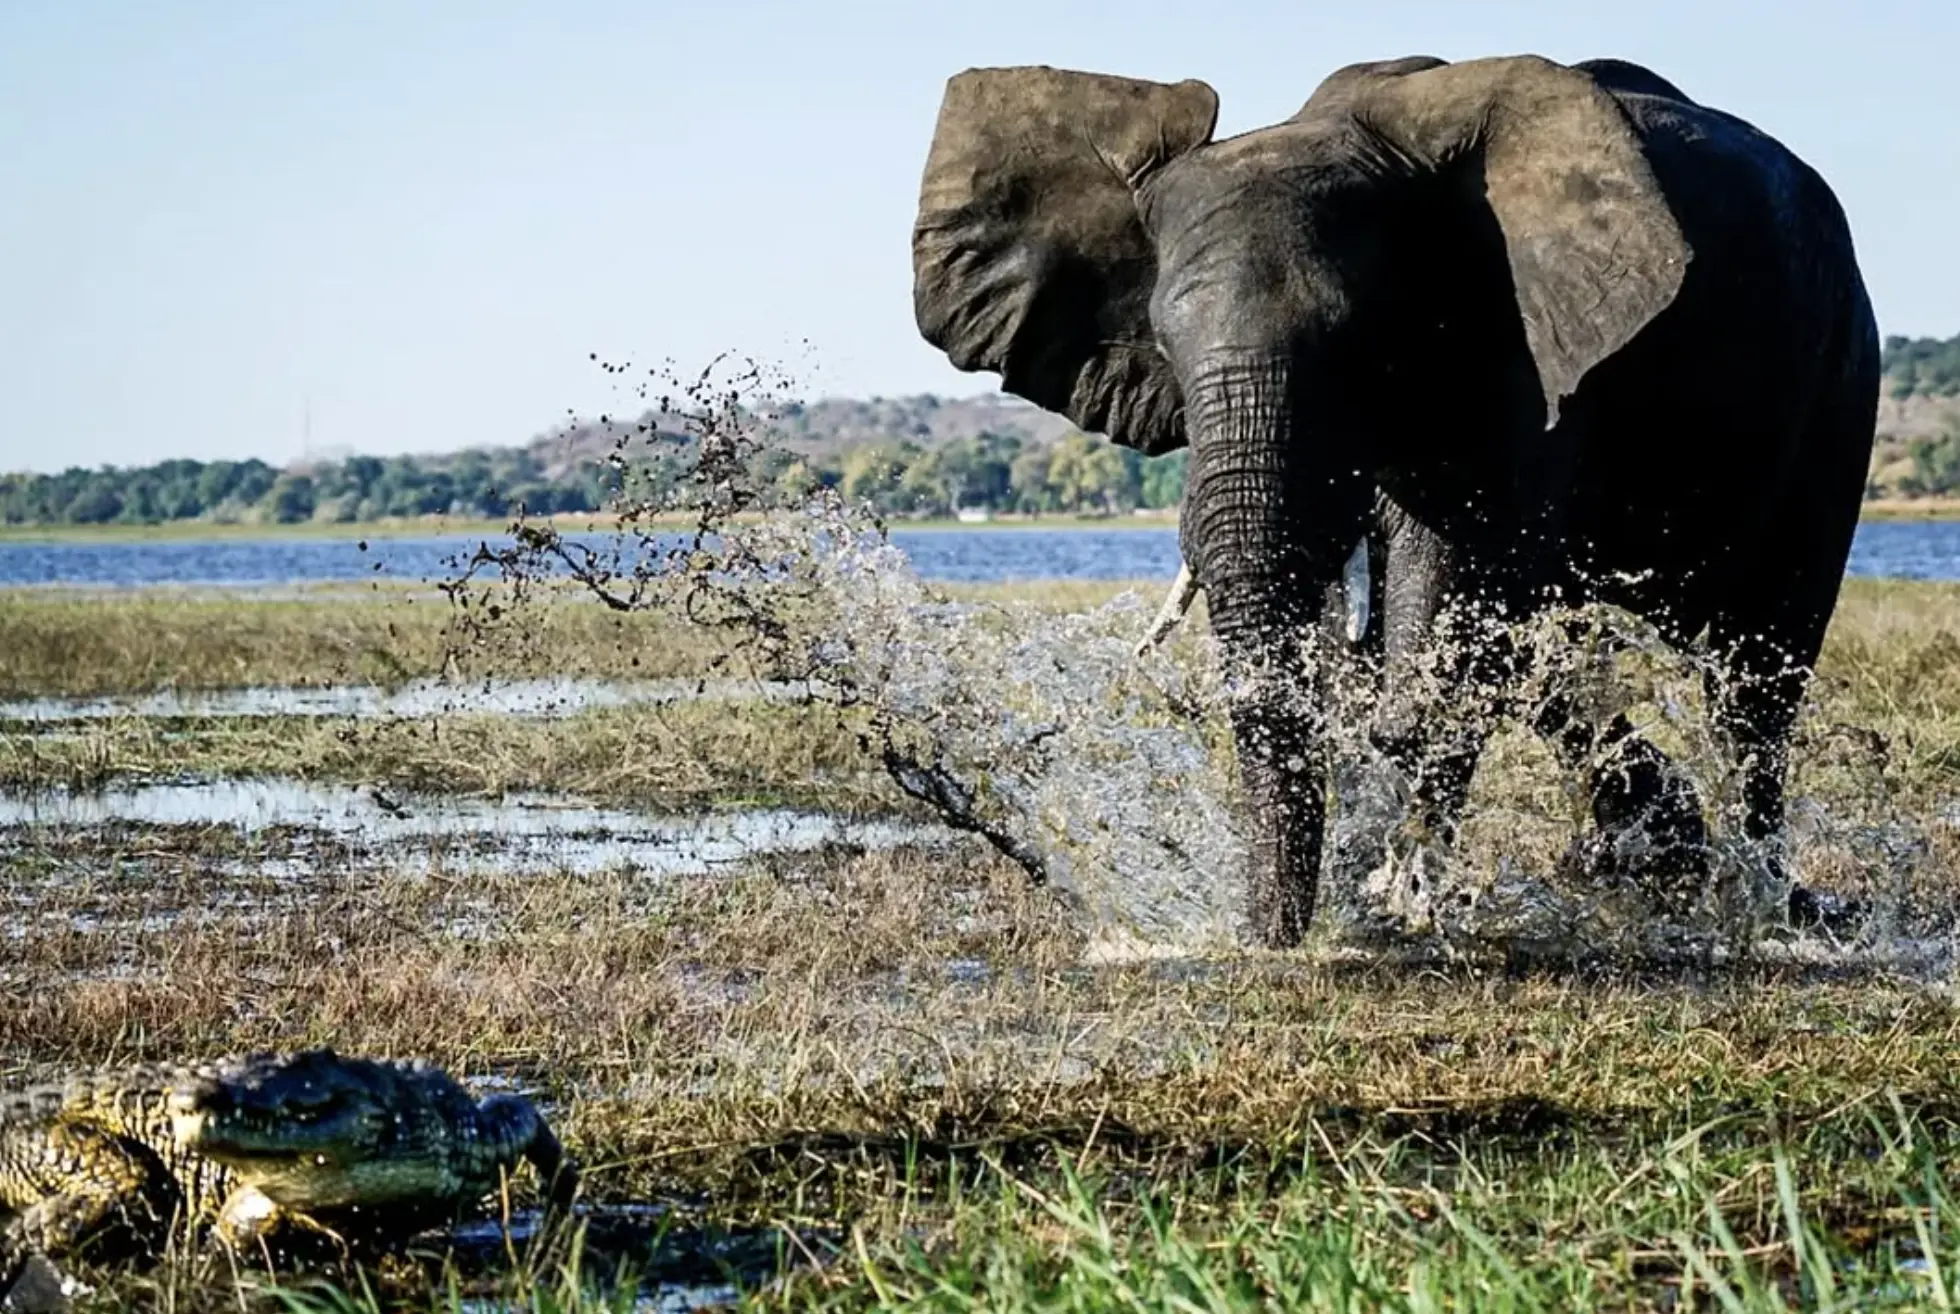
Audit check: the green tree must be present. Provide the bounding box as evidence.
[64,475,124,524]
[1140,449,1188,509]
[896,448,953,517]
[1903,424,1960,496]
[1008,444,1057,514]
[1042,432,1139,514]
[840,440,923,514]
[937,431,1021,510]
[267,473,318,523]
[1883,334,1960,400]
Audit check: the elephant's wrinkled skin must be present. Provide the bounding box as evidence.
[909,54,1879,947]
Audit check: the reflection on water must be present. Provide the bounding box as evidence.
[0,779,952,878]
[0,676,832,723]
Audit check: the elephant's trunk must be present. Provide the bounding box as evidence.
[1181,354,1370,947]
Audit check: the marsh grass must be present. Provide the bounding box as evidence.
[4,576,1960,1308]
[0,702,896,809]
[3,578,1955,831]
[0,579,1160,698]
[11,840,1960,1310]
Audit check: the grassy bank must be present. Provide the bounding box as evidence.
[1860,496,1960,521]
[0,511,1180,544]
[3,498,1958,544]
[0,578,1156,696]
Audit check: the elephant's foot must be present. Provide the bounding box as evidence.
[1785,882,1867,936]
[1762,841,1869,937]
[1559,738,1712,911]
[1553,828,1708,917]
[1322,751,1419,923]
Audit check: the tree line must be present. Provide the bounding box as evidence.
[0,428,1190,528]
[0,449,620,528]
[9,333,1960,529]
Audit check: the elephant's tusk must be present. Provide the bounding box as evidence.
[1134,537,1371,660]
[1342,537,1370,643]
[1135,561,1199,658]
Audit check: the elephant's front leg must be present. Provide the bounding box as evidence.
[1356,508,1500,849]
[1222,667,1328,946]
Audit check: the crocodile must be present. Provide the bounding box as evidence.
[0,1049,578,1289]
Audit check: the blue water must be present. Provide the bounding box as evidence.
[0,521,1953,589]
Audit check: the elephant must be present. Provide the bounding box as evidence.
[909,53,1880,948]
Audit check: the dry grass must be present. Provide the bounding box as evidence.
[0,702,896,810]
[8,837,1960,1309]
[0,579,1162,697]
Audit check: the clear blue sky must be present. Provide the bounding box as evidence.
[1,0,1953,473]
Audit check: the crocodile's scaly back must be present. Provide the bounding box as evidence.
[1,1062,238,1292]
[1,1062,236,1216]
[2,1049,579,1290]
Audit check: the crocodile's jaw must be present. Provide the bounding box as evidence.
[206,1155,467,1210]
[172,1098,487,1208]
[166,1050,545,1215]
[169,1103,378,1165]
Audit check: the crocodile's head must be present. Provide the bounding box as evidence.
[168,1049,429,1205]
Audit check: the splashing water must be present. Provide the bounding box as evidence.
[435,354,1957,976]
[721,500,1250,951]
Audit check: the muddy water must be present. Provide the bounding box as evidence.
[0,676,832,723]
[446,1205,818,1313]
[0,777,951,878]
[6,503,1956,978]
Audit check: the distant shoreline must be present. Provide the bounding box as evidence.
[0,500,1953,544]
[0,510,1182,544]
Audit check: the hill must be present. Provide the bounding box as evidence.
[6,334,1960,529]
[518,393,1077,483]
[1871,335,1960,497]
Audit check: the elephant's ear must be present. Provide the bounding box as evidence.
[912,67,1218,456]
[1290,56,1448,122]
[1356,55,1691,426]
